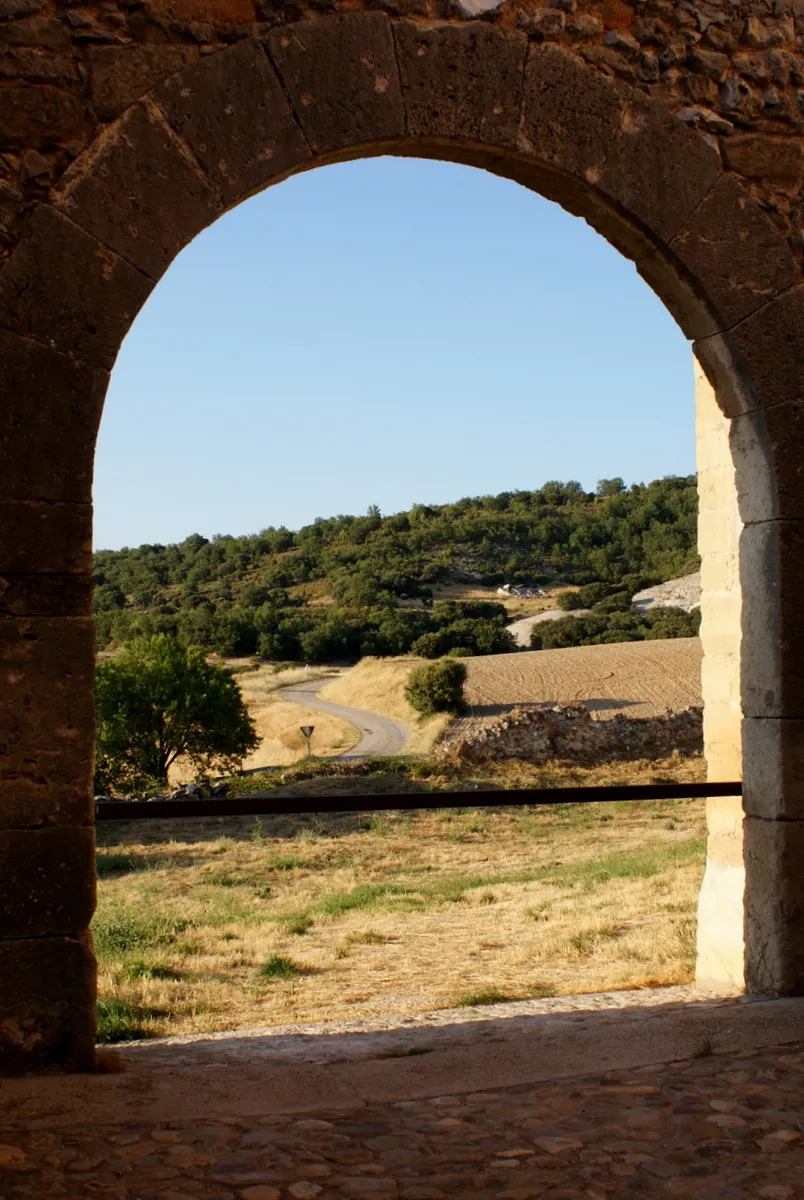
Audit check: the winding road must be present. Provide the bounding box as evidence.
[280,677,411,759]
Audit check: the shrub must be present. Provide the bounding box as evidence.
[405,657,467,717]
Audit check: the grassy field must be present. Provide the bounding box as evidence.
[94,755,707,1043]
[464,638,702,718]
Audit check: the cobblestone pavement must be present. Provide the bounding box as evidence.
[1,1041,802,1200]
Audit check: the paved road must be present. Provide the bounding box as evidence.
[281,676,410,758]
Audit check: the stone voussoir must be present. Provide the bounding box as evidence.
[393,21,528,148]
[267,13,406,155]
[155,38,311,209]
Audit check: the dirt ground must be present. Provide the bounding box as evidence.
[464,637,703,717]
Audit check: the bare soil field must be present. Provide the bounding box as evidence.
[465,638,703,718]
[94,772,706,1042]
[427,581,577,619]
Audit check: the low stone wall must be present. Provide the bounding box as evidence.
[436,704,703,767]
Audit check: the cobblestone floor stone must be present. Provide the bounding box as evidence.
[1,1041,802,1200]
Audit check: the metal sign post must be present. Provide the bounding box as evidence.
[300,725,315,758]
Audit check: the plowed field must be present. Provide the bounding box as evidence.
[464,637,702,718]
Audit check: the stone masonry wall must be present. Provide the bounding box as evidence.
[436,703,704,766]
[3,1,804,274]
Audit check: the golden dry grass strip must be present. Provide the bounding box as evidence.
[95,757,707,1042]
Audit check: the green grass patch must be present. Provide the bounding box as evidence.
[93,908,190,958]
[119,960,184,982]
[96,853,137,877]
[265,855,304,871]
[281,913,314,936]
[453,988,517,1007]
[96,997,157,1043]
[258,954,302,981]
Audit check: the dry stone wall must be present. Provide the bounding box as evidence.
[2,1,804,272]
[437,703,704,765]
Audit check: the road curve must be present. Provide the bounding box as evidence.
[280,677,411,758]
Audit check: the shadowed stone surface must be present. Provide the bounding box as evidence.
[0,206,151,368]
[0,331,107,503]
[156,39,311,208]
[0,936,95,1074]
[0,503,92,573]
[54,101,221,280]
[518,43,629,178]
[394,22,526,146]
[88,43,199,122]
[268,14,405,154]
[0,827,95,938]
[670,175,799,330]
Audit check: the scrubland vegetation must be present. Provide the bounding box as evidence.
[93,475,698,659]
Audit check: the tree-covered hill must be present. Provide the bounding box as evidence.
[93,475,699,661]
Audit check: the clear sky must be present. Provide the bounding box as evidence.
[94,157,694,551]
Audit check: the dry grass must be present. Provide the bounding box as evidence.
[95,760,707,1042]
[465,638,703,718]
[238,665,360,767]
[319,657,448,753]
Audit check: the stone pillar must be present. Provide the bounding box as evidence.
[0,333,100,1074]
[694,356,745,993]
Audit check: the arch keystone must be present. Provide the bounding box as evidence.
[393,22,527,147]
[267,14,406,155]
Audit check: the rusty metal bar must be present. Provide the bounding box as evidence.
[95,780,741,821]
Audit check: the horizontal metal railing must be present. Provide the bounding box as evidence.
[94,780,742,821]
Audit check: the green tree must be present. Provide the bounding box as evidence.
[405,657,467,717]
[95,635,258,790]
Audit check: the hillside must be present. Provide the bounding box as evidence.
[93,475,699,660]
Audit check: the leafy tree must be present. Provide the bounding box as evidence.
[405,657,467,717]
[95,635,258,791]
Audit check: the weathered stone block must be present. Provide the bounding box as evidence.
[267,14,405,154]
[599,93,722,244]
[739,520,804,719]
[394,22,527,147]
[727,284,804,415]
[743,718,804,820]
[0,81,86,149]
[0,573,92,618]
[88,43,199,123]
[739,520,782,720]
[0,331,107,504]
[518,43,629,179]
[723,133,804,190]
[0,935,95,1075]
[1,778,92,832]
[0,503,92,573]
[0,206,151,369]
[0,616,95,823]
[744,815,804,995]
[156,39,310,209]
[671,175,798,330]
[696,853,745,992]
[54,101,221,281]
[0,828,95,938]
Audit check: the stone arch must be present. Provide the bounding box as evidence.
[1,11,803,1074]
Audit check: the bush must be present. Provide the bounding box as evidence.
[405,658,467,717]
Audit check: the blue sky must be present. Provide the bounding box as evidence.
[94,157,693,551]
